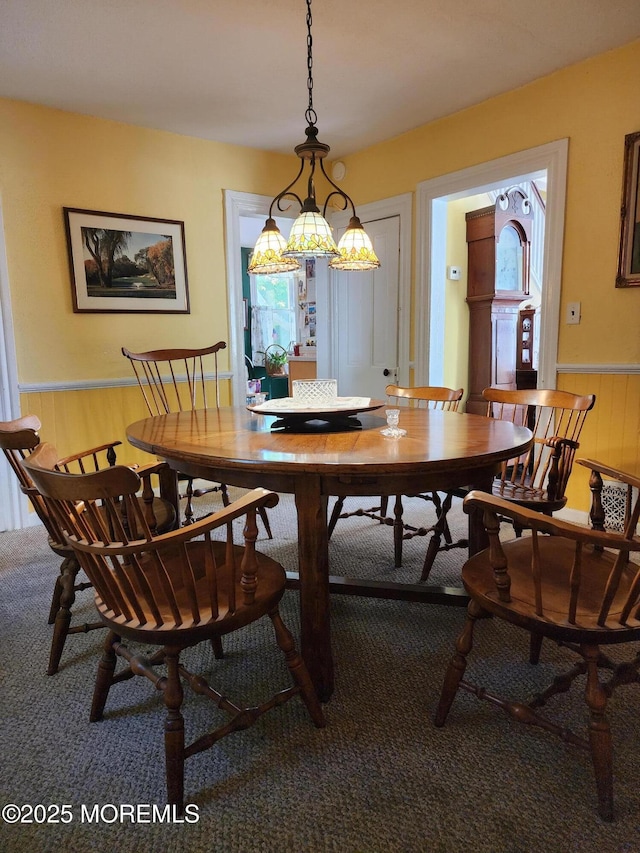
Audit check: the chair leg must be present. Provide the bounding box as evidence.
[428,492,452,546]
[327,498,345,539]
[48,572,63,625]
[583,644,614,821]
[90,631,119,722]
[379,496,389,522]
[434,599,483,727]
[48,555,80,675]
[183,477,195,525]
[269,608,326,727]
[164,649,186,810]
[393,495,404,568]
[421,491,453,582]
[258,506,273,540]
[529,633,544,664]
[210,636,224,659]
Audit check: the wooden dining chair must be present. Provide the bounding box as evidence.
[122,342,271,538]
[418,387,597,593]
[24,444,325,810]
[328,385,465,576]
[480,387,596,664]
[482,388,596,518]
[0,415,176,674]
[434,476,640,821]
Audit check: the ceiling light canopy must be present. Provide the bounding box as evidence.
[248,0,380,275]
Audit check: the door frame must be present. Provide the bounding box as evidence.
[415,139,568,390]
[0,197,24,530]
[325,193,413,387]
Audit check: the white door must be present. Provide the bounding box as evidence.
[331,215,400,398]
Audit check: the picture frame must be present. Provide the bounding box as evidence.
[616,131,640,288]
[64,208,190,312]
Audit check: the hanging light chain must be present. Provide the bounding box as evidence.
[248,0,380,271]
[305,0,317,127]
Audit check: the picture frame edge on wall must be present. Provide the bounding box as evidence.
[616,130,640,288]
[63,207,190,313]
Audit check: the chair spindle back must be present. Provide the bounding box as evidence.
[385,385,464,411]
[122,342,227,415]
[483,388,595,503]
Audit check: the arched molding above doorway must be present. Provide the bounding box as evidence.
[415,139,568,392]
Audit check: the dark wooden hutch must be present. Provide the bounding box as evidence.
[465,187,533,414]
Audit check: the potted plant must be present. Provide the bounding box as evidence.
[262,344,288,376]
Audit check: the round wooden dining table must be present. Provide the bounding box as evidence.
[127,405,532,701]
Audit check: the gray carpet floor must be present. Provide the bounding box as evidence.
[0,492,639,853]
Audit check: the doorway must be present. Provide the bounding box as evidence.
[415,139,568,393]
[224,191,298,405]
[224,190,412,404]
[0,199,23,530]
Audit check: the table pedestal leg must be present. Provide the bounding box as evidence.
[295,476,332,702]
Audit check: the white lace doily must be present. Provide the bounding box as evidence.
[250,396,371,413]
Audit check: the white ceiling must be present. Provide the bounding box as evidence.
[2,1,640,159]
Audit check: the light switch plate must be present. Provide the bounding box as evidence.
[447,266,461,280]
[566,302,581,324]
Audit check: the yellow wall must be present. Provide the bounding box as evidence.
[0,99,294,462]
[19,381,233,468]
[336,40,640,510]
[3,41,640,512]
[560,372,640,508]
[444,193,492,396]
[0,98,295,385]
[338,40,640,366]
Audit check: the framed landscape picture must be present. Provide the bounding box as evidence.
[616,130,640,288]
[64,208,190,312]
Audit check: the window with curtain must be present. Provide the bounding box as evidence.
[250,271,297,365]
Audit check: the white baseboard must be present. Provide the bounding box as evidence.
[555,506,589,526]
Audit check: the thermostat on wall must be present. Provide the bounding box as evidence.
[332,161,346,181]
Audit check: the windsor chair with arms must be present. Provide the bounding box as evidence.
[0,415,175,674]
[435,477,640,821]
[328,385,465,577]
[482,387,596,514]
[122,342,271,536]
[481,387,596,663]
[24,443,325,810]
[418,387,596,589]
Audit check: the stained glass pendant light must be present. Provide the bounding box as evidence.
[248,0,380,275]
[247,218,300,274]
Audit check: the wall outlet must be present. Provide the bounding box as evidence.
[566,302,581,324]
[447,265,461,280]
